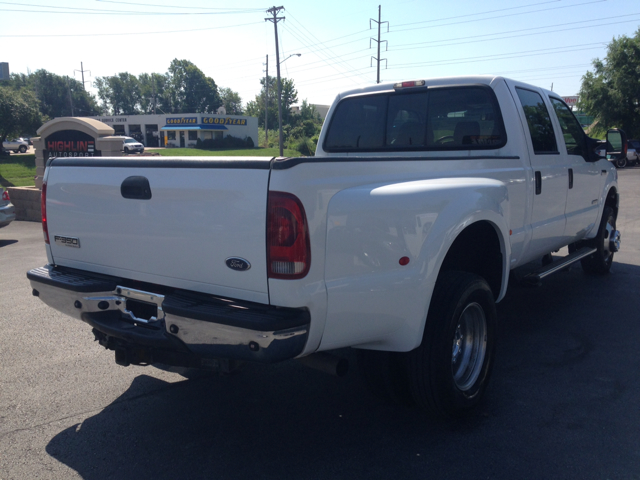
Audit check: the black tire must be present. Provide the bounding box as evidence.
[407,271,497,417]
[616,156,627,168]
[124,147,129,154]
[18,145,27,153]
[12,150,18,153]
[581,205,617,274]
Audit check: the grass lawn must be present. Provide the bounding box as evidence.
[0,154,37,187]
[157,147,303,157]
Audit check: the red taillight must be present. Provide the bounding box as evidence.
[41,182,49,244]
[1,190,9,201]
[267,192,310,279]
[394,80,426,90]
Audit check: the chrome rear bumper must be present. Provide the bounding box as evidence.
[27,265,309,365]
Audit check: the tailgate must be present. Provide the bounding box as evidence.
[45,157,272,304]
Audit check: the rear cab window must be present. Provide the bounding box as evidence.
[323,85,507,153]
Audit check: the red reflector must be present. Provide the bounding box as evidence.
[41,182,49,244]
[267,192,310,279]
[399,256,410,266]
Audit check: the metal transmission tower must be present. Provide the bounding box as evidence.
[370,5,388,84]
[74,62,91,91]
[266,6,286,157]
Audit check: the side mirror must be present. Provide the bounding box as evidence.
[605,129,627,160]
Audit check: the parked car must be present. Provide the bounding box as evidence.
[2,138,28,154]
[122,137,144,154]
[625,139,640,166]
[610,139,640,168]
[0,188,16,228]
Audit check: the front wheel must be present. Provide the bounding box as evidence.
[407,271,496,417]
[18,145,27,153]
[616,156,627,168]
[581,205,618,274]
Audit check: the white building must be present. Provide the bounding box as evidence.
[90,113,258,148]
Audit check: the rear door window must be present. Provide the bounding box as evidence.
[515,88,558,154]
[323,86,506,152]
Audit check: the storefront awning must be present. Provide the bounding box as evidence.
[161,125,228,131]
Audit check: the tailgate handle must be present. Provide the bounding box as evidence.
[121,176,152,200]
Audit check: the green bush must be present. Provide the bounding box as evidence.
[292,137,316,156]
[199,135,254,150]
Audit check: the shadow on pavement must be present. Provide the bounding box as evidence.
[0,239,18,247]
[45,262,640,480]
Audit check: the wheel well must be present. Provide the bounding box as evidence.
[439,221,503,299]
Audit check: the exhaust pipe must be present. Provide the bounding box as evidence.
[297,352,349,377]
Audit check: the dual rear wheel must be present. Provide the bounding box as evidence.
[359,271,496,418]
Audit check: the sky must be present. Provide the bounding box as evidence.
[1,0,639,110]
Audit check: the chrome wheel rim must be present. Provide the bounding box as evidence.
[603,216,616,261]
[451,302,487,391]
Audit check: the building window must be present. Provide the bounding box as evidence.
[167,131,176,140]
[188,130,198,141]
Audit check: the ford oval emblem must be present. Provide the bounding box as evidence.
[226,257,251,272]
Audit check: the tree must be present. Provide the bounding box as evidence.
[0,85,43,143]
[138,73,169,114]
[95,72,141,115]
[10,70,100,118]
[219,87,243,115]
[578,29,640,138]
[166,59,221,114]
[245,76,298,129]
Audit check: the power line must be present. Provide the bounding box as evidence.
[0,0,263,14]
[284,12,371,84]
[393,0,562,28]
[0,21,263,37]
[391,14,640,52]
[388,0,607,34]
[94,0,264,11]
[390,43,605,70]
[0,7,264,15]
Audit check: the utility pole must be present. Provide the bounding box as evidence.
[265,54,269,148]
[370,5,388,84]
[66,76,75,116]
[74,62,91,91]
[266,6,285,157]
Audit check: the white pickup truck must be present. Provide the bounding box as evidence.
[28,76,624,418]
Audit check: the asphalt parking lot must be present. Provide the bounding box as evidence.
[1,168,639,480]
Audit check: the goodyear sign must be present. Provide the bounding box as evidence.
[166,117,197,125]
[202,117,247,126]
